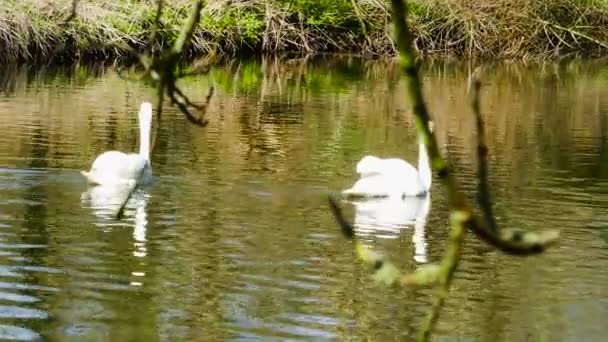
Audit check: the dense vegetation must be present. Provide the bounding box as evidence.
[1,0,607,63]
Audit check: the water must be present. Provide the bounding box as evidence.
[0,57,607,341]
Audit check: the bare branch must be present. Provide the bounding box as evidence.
[328,196,355,239]
[115,0,213,132]
[174,85,214,111]
[171,0,204,56]
[168,89,209,127]
[513,12,608,50]
[148,0,164,51]
[469,68,498,233]
[328,196,423,287]
[64,0,79,23]
[116,181,137,219]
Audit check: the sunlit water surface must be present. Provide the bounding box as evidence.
[0,58,607,341]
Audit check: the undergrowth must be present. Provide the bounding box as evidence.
[1,0,607,63]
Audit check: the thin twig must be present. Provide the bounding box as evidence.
[328,196,355,239]
[514,12,608,50]
[171,0,204,57]
[116,181,137,219]
[148,0,164,51]
[64,0,79,23]
[417,209,467,341]
[118,0,213,130]
[469,68,498,233]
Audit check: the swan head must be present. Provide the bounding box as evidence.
[356,155,383,176]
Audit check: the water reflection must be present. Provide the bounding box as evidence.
[0,57,607,341]
[347,194,431,263]
[81,184,150,260]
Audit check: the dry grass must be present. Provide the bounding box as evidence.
[0,0,607,63]
[408,0,608,59]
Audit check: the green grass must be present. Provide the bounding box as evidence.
[1,0,607,63]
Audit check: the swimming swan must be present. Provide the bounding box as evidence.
[343,123,433,198]
[81,102,153,186]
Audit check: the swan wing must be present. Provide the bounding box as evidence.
[82,151,150,186]
[382,158,418,175]
[343,174,396,198]
[356,156,416,177]
[83,151,130,185]
[379,159,428,196]
[344,169,427,198]
[125,154,151,184]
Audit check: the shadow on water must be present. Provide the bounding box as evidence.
[0,56,606,340]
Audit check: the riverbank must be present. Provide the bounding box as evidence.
[2,0,608,63]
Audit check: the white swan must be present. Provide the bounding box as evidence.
[81,102,153,187]
[343,123,433,199]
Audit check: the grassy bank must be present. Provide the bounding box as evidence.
[1,0,608,63]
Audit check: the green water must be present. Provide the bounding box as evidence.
[0,57,607,341]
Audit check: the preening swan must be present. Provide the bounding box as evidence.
[81,102,153,187]
[343,122,433,198]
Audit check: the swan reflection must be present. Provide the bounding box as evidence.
[348,195,431,263]
[80,184,150,260]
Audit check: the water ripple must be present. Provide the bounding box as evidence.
[0,292,40,303]
[2,60,608,341]
[0,324,41,341]
[0,306,48,319]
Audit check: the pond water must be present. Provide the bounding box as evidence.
[0,57,607,341]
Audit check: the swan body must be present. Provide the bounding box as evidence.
[343,140,432,198]
[81,102,153,187]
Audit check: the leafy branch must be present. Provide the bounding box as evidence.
[112,0,214,219]
[328,0,559,340]
[117,0,214,129]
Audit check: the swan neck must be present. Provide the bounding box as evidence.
[418,141,432,190]
[138,104,152,160]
